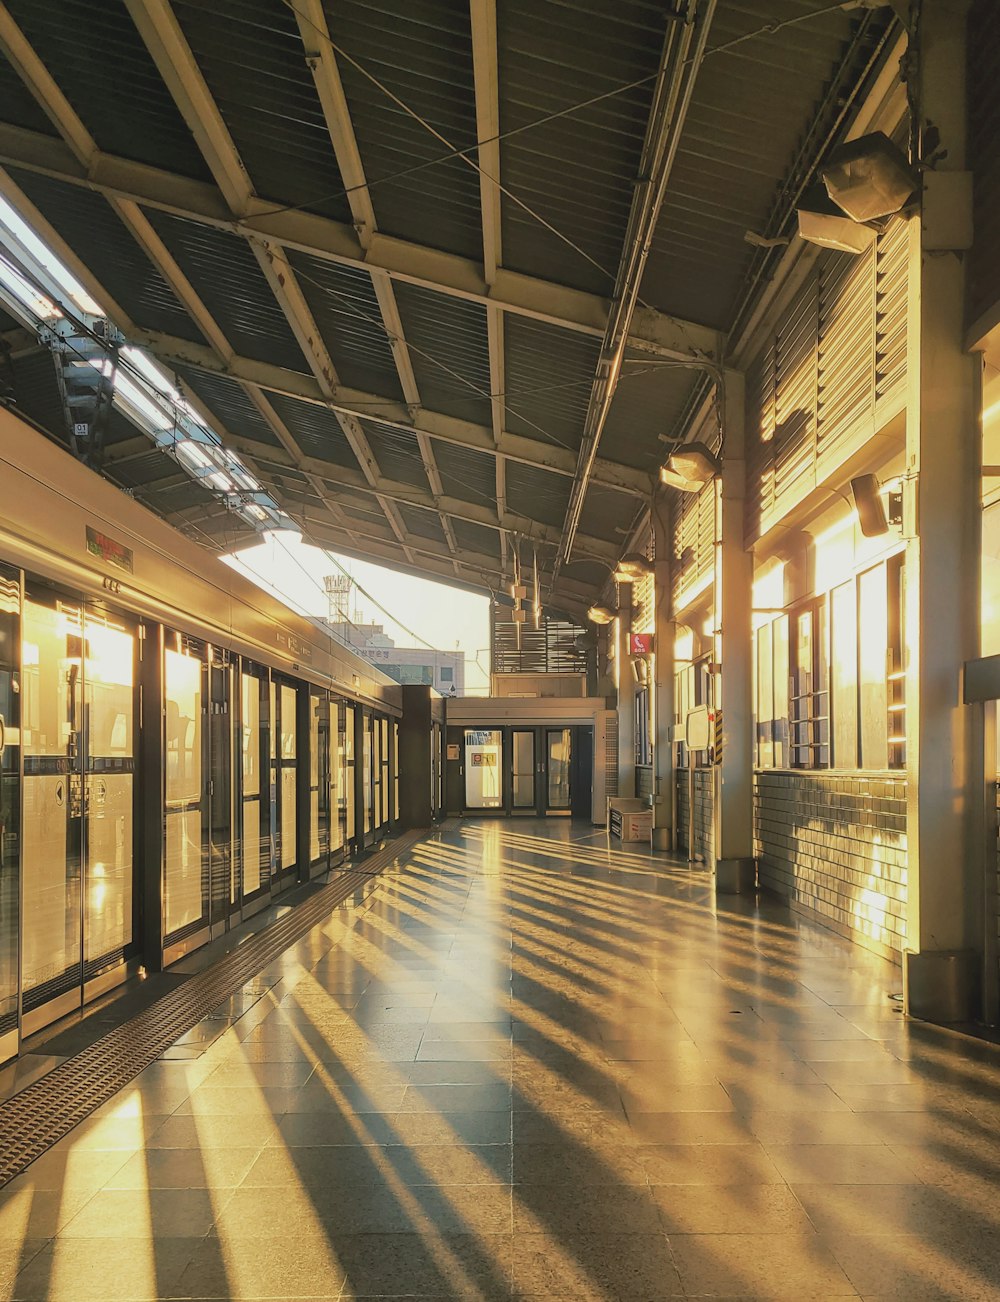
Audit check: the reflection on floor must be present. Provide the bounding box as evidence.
[1,817,1000,1298]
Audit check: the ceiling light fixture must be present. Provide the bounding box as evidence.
[820,132,916,224]
[613,552,654,581]
[587,603,618,625]
[660,441,721,492]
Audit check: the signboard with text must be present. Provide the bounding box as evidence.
[630,633,653,655]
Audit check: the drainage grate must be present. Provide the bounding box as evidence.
[0,828,429,1185]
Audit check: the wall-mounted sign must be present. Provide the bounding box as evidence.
[86,526,133,574]
[446,744,461,761]
[470,751,497,767]
[685,704,711,750]
[630,633,653,655]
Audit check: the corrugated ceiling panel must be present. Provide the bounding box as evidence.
[287,253,403,401]
[399,503,448,547]
[7,169,204,343]
[498,0,662,297]
[577,482,639,546]
[432,443,496,507]
[504,463,570,530]
[392,282,491,422]
[264,392,358,469]
[174,368,281,448]
[969,0,1000,327]
[3,0,213,181]
[0,51,59,134]
[110,449,179,489]
[504,317,599,449]
[146,477,219,513]
[171,0,353,224]
[452,519,499,559]
[360,419,429,490]
[9,349,65,443]
[143,210,308,372]
[602,362,698,472]
[325,0,482,261]
[643,6,883,329]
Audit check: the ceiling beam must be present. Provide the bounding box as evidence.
[293,0,460,568]
[121,0,421,567]
[133,329,653,496]
[0,123,723,361]
[122,0,252,213]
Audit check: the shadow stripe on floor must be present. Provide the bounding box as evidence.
[0,828,430,1185]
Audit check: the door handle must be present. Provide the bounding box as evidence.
[0,714,4,758]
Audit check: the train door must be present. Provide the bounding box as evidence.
[163,635,207,959]
[21,589,138,1033]
[510,729,536,814]
[0,566,19,1062]
[207,647,234,936]
[545,728,572,813]
[344,704,356,850]
[275,679,298,888]
[311,689,330,876]
[239,664,269,914]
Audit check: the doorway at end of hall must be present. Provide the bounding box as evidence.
[457,725,592,818]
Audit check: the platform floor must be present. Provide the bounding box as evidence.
[1,818,1000,1299]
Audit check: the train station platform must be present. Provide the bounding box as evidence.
[0,818,998,1300]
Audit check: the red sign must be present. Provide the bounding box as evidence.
[630,633,653,655]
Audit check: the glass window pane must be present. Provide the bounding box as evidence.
[832,581,858,769]
[241,673,260,797]
[0,568,19,1030]
[859,565,889,769]
[165,650,201,806]
[773,616,789,769]
[281,685,296,758]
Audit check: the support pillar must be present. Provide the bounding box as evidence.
[714,368,755,894]
[903,0,983,1021]
[615,580,636,799]
[652,497,676,850]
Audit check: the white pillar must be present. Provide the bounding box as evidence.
[616,580,636,799]
[652,497,675,849]
[714,368,755,893]
[903,0,983,1020]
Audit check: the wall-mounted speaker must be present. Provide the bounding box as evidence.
[850,473,888,538]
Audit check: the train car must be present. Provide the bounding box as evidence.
[0,405,402,1060]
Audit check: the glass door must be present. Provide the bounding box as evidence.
[312,690,330,872]
[21,592,83,1029]
[546,728,572,813]
[164,639,206,948]
[240,666,267,907]
[0,566,19,1061]
[84,610,137,978]
[511,729,536,813]
[208,648,233,935]
[463,729,503,810]
[277,681,297,881]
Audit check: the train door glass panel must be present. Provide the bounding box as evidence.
[380,717,389,826]
[208,650,233,927]
[240,668,265,898]
[279,683,297,871]
[84,613,136,970]
[363,713,373,835]
[312,691,329,865]
[371,716,382,831]
[21,594,83,1015]
[268,678,277,878]
[330,699,344,856]
[164,645,205,938]
[393,721,399,822]
[464,729,502,809]
[511,730,536,810]
[546,729,572,810]
[0,567,18,1047]
[345,705,355,843]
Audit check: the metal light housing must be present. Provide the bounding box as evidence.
[821,132,915,224]
[587,603,617,625]
[613,552,654,581]
[660,441,720,492]
[797,183,875,254]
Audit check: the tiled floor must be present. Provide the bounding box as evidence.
[2,818,1000,1299]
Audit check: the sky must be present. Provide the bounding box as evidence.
[225,533,491,693]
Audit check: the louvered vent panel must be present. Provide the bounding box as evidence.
[773,275,818,504]
[817,247,875,462]
[875,218,909,406]
[746,342,777,544]
[672,482,715,607]
[605,714,619,799]
[631,525,655,634]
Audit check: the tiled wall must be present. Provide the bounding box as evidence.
[755,772,907,961]
[677,768,715,863]
[636,766,654,800]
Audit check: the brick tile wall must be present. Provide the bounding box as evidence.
[677,768,715,864]
[755,772,907,961]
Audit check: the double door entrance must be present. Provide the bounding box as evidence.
[462,727,574,816]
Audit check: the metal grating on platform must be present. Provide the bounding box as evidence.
[0,828,429,1186]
